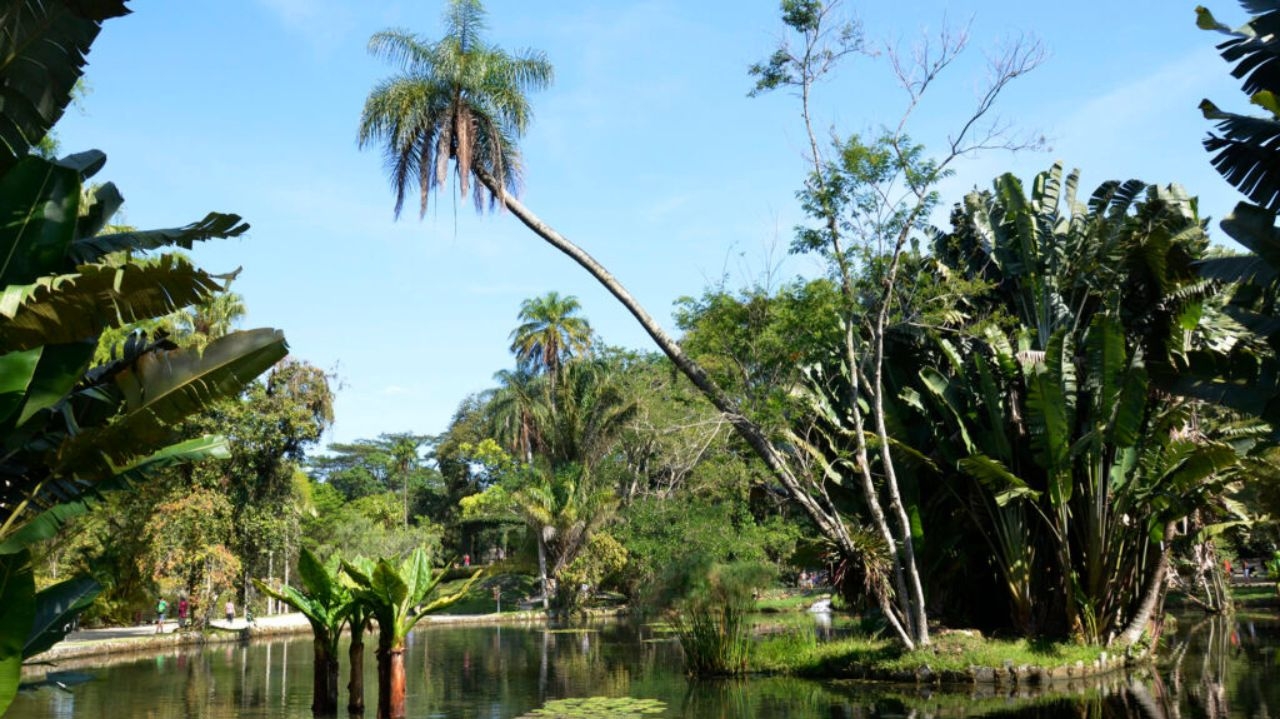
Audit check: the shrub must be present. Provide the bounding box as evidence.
[659,558,775,677]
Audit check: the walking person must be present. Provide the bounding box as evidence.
[177,596,189,629]
[225,598,235,624]
[155,596,169,634]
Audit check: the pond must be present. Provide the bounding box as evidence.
[10,612,1280,718]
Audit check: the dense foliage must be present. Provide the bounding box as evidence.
[20,6,1280,714]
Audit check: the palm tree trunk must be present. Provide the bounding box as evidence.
[376,644,407,719]
[312,637,339,715]
[348,624,366,714]
[477,171,863,589]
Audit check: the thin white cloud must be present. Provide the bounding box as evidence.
[254,0,352,51]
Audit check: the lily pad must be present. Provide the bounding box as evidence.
[518,696,667,718]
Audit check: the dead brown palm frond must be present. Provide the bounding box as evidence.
[435,115,453,190]
[457,104,473,197]
[1016,349,1045,366]
[829,522,893,611]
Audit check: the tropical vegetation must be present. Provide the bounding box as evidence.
[16,0,1280,716]
[0,2,292,714]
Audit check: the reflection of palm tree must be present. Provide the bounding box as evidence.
[509,292,593,380]
[357,0,552,217]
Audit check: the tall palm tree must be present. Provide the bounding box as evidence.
[461,359,635,610]
[357,0,552,217]
[360,0,905,646]
[488,368,543,462]
[509,292,594,379]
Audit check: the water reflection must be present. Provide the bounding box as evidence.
[12,613,1280,718]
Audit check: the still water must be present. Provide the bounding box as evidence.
[9,613,1280,719]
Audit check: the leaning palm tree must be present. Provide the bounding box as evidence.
[359,0,912,645]
[509,292,594,379]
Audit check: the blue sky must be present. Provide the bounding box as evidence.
[55,1,1248,446]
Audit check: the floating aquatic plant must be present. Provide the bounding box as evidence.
[518,696,667,718]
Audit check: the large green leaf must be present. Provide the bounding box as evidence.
[1109,364,1149,449]
[402,548,433,604]
[0,550,35,715]
[1085,314,1125,419]
[297,547,336,607]
[74,181,123,241]
[56,328,286,472]
[0,255,225,350]
[12,340,94,427]
[252,579,328,627]
[417,568,482,616]
[1218,201,1280,266]
[972,351,1013,463]
[68,212,250,264]
[0,156,80,286]
[959,454,1040,507]
[918,366,975,455]
[0,1,130,170]
[0,347,39,425]
[1025,331,1072,490]
[1204,108,1280,212]
[23,574,98,659]
[370,560,408,608]
[117,327,286,417]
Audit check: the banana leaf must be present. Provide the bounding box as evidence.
[0,1,130,171]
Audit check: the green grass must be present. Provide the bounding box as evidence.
[1231,583,1280,605]
[752,630,1109,678]
[753,588,829,613]
[433,573,540,615]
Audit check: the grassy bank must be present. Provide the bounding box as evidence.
[752,627,1118,684]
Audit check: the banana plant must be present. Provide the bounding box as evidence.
[343,581,373,715]
[0,2,291,713]
[254,548,350,715]
[342,549,481,719]
[1188,4,1280,434]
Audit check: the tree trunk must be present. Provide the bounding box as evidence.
[869,243,931,647]
[1117,521,1178,648]
[376,644,406,719]
[536,532,550,611]
[348,624,366,714]
[311,637,339,715]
